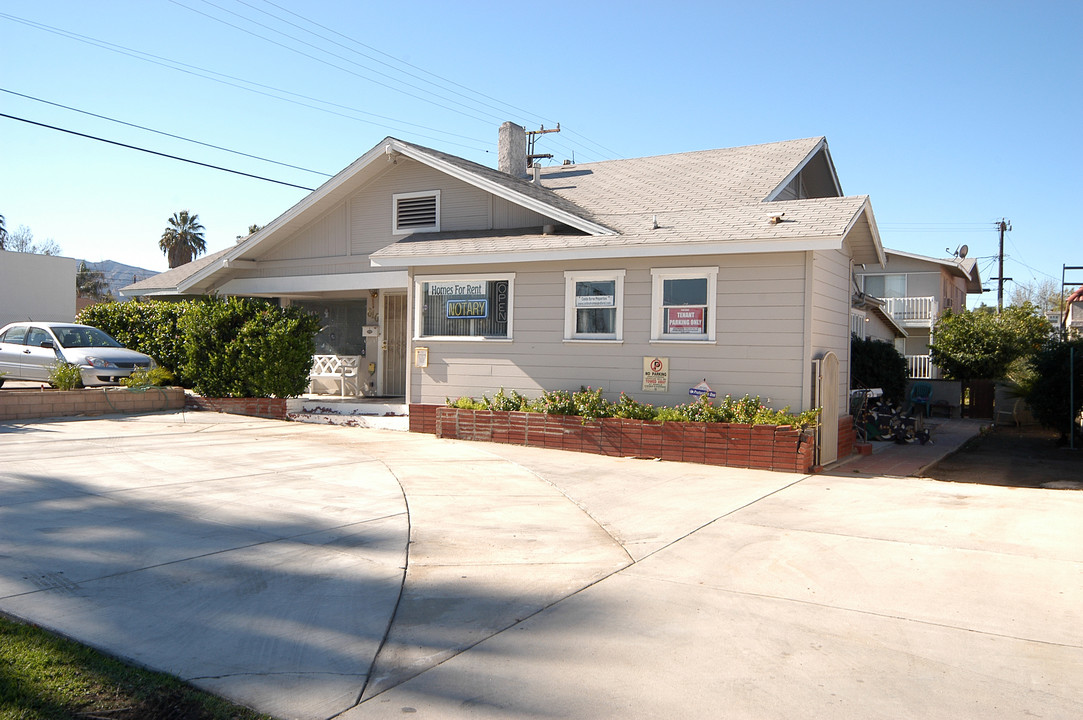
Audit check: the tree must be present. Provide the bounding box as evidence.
[850,335,909,404]
[1026,338,1083,442]
[1010,278,1078,316]
[236,223,263,243]
[76,261,111,301]
[158,211,206,268]
[2,224,62,255]
[929,304,1051,381]
[0,213,7,249]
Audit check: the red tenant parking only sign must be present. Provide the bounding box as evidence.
[666,307,704,333]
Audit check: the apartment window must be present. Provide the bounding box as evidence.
[564,270,624,341]
[863,274,906,298]
[393,190,440,234]
[415,274,513,339]
[651,267,718,341]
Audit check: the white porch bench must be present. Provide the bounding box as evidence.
[308,354,362,396]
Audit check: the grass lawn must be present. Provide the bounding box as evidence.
[0,614,275,720]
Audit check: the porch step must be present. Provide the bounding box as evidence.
[285,397,409,431]
[287,411,408,431]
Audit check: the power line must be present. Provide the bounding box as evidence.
[0,87,333,177]
[0,12,493,152]
[0,112,316,191]
[247,0,617,161]
[167,0,507,126]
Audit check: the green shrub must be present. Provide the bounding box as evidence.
[850,335,909,404]
[444,389,817,428]
[529,389,576,415]
[78,300,189,384]
[121,367,175,388]
[611,392,656,420]
[48,362,82,390]
[1026,338,1083,441]
[178,297,321,398]
[487,387,530,411]
[446,396,486,410]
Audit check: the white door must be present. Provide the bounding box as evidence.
[818,352,840,465]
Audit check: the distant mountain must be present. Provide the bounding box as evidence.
[80,260,159,300]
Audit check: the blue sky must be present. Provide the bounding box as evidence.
[1,1,1079,302]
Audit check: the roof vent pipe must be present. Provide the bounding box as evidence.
[532,164,541,183]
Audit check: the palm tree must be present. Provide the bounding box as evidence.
[159,210,206,268]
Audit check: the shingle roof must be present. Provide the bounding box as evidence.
[392,138,613,231]
[371,196,870,263]
[120,247,231,296]
[538,137,826,232]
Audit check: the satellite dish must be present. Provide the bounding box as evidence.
[958,244,968,258]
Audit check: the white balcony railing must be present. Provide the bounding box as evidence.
[906,354,933,379]
[884,296,939,327]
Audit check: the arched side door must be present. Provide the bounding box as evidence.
[817,351,840,466]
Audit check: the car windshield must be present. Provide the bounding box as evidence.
[53,326,124,349]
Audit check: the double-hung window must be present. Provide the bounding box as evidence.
[415,274,513,340]
[564,270,624,341]
[651,267,718,341]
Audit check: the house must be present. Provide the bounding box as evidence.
[0,249,78,327]
[1063,287,1083,338]
[853,249,982,379]
[124,124,885,463]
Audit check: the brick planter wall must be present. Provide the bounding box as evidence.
[838,413,856,460]
[0,387,185,421]
[418,405,815,473]
[184,395,288,421]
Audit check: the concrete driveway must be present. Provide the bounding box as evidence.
[1,411,1080,719]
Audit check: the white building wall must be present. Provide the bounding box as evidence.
[0,250,78,327]
[409,252,811,410]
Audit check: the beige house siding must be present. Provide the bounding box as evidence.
[261,203,348,262]
[221,159,556,286]
[409,253,811,410]
[810,247,853,411]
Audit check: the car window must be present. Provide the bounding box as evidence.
[0,326,28,344]
[53,326,123,348]
[26,327,53,347]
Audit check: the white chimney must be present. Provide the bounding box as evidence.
[498,122,528,178]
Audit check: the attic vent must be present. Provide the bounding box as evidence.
[393,190,440,234]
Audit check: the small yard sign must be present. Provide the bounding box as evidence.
[688,380,717,399]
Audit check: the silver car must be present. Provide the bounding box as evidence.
[0,322,156,387]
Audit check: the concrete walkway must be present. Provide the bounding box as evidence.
[828,417,988,477]
[1,411,1080,719]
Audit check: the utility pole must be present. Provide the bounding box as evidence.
[996,218,1011,312]
[526,124,560,168]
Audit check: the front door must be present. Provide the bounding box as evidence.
[382,292,407,396]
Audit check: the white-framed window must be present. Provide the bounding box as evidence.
[414,273,514,340]
[393,190,440,235]
[862,273,906,298]
[564,270,625,341]
[650,267,718,341]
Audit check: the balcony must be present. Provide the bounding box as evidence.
[906,354,933,380]
[884,296,938,328]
